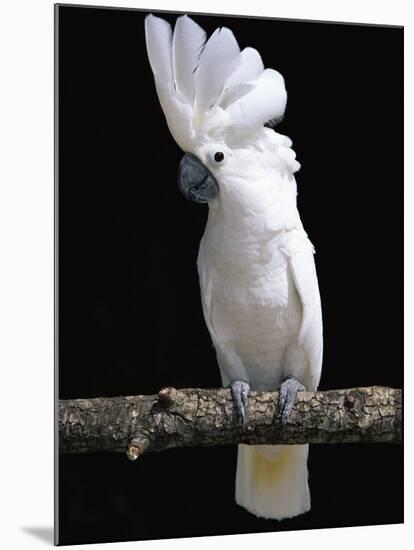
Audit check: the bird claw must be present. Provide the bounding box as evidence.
[278,376,305,426]
[231,380,250,426]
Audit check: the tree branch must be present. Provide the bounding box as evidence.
[59,386,402,460]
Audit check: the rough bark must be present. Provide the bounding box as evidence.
[59,386,402,459]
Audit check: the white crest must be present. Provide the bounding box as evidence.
[145,14,287,151]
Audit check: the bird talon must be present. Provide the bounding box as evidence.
[278,376,305,426]
[231,380,250,426]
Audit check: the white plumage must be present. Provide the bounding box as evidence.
[194,26,240,115]
[172,15,206,102]
[145,13,323,520]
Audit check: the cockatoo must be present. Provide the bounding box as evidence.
[145,13,323,520]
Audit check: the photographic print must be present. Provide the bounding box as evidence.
[56,4,403,545]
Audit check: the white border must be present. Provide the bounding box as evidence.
[0,1,410,548]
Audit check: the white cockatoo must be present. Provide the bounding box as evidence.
[145,14,323,520]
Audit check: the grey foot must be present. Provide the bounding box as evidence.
[278,376,305,426]
[230,380,250,426]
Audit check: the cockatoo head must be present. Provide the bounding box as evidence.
[145,14,299,206]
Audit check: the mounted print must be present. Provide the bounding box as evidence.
[55,4,403,546]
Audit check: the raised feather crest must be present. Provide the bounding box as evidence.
[145,14,287,151]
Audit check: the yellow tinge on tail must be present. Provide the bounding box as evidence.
[235,444,311,520]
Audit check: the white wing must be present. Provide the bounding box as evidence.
[282,229,323,391]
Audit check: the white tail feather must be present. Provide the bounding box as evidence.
[236,444,310,520]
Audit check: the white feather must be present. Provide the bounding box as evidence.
[281,230,323,391]
[225,69,287,128]
[172,15,206,103]
[219,83,255,110]
[145,15,288,144]
[224,47,264,89]
[144,15,173,87]
[195,27,241,115]
[154,81,193,151]
[218,47,264,109]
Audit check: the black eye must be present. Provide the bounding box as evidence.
[214,151,224,163]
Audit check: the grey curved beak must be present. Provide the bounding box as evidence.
[178,153,219,204]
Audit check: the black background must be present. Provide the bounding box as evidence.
[57,5,403,546]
